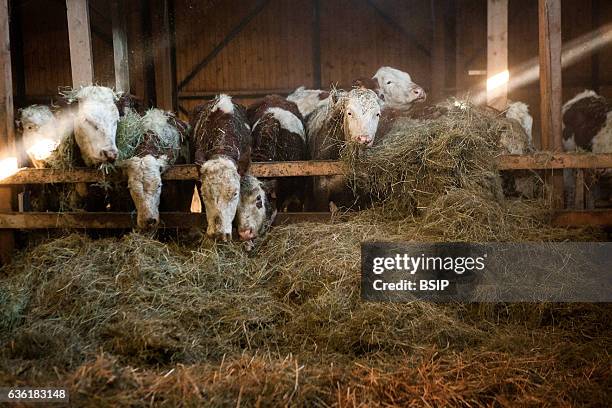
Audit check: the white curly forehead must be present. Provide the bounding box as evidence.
[76,86,117,103]
[373,66,413,84]
[345,88,380,112]
[201,157,239,183]
[20,105,55,125]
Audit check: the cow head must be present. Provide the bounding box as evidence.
[200,157,241,241]
[287,86,330,118]
[123,154,168,230]
[341,88,381,146]
[18,105,61,168]
[373,67,426,108]
[73,86,120,166]
[236,176,277,241]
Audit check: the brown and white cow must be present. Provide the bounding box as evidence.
[308,88,381,210]
[191,94,252,240]
[72,86,120,166]
[121,109,190,230]
[562,90,612,207]
[236,95,306,242]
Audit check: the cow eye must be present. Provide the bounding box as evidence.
[376,113,380,117]
[386,80,392,85]
[347,112,352,116]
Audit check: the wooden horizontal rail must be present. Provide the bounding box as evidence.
[0,210,610,229]
[1,154,611,185]
[0,212,335,229]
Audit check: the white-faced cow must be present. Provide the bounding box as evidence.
[286,86,330,119]
[17,105,68,168]
[72,86,120,166]
[191,94,252,240]
[121,109,190,230]
[308,88,381,210]
[562,90,612,207]
[235,95,306,242]
[354,66,426,110]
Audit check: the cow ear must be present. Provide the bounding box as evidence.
[262,179,277,199]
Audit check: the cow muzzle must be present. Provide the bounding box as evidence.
[238,228,256,241]
[102,148,118,163]
[208,231,232,242]
[355,135,373,145]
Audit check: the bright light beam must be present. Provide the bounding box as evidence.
[0,157,18,181]
[473,22,612,105]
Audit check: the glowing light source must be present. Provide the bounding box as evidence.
[27,138,59,161]
[0,157,18,181]
[486,70,510,92]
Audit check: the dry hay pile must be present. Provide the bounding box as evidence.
[1,99,609,406]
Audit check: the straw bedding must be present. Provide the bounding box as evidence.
[1,100,609,407]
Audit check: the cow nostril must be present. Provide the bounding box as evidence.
[146,218,157,227]
[102,149,117,163]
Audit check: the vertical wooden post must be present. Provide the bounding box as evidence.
[312,0,321,88]
[487,0,508,110]
[66,0,94,87]
[111,0,130,93]
[539,0,564,207]
[0,0,14,264]
[431,0,447,102]
[151,0,174,111]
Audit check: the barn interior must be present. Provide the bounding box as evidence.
[0,0,611,406]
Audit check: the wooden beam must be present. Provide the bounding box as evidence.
[0,0,14,264]
[177,0,270,91]
[1,154,612,185]
[431,0,448,102]
[538,0,562,151]
[66,0,94,87]
[312,0,321,88]
[364,0,431,58]
[0,210,609,229]
[0,211,337,229]
[487,0,508,110]
[538,0,563,208]
[150,0,173,111]
[111,0,130,93]
[552,210,612,227]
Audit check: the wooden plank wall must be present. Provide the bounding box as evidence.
[11,0,612,131]
[174,0,434,113]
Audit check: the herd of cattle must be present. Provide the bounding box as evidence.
[16,66,612,243]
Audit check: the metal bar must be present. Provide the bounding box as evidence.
[177,0,270,91]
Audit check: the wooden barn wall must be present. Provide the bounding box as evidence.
[15,0,146,107]
[456,0,612,148]
[12,0,612,140]
[174,0,435,113]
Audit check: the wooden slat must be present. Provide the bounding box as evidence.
[0,210,609,229]
[539,0,564,208]
[0,211,335,229]
[1,155,612,185]
[151,0,174,111]
[111,0,130,93]
[66,0,94,86]
[552,210,612,227]
[487,0,508,110]
[0,0,14,263]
